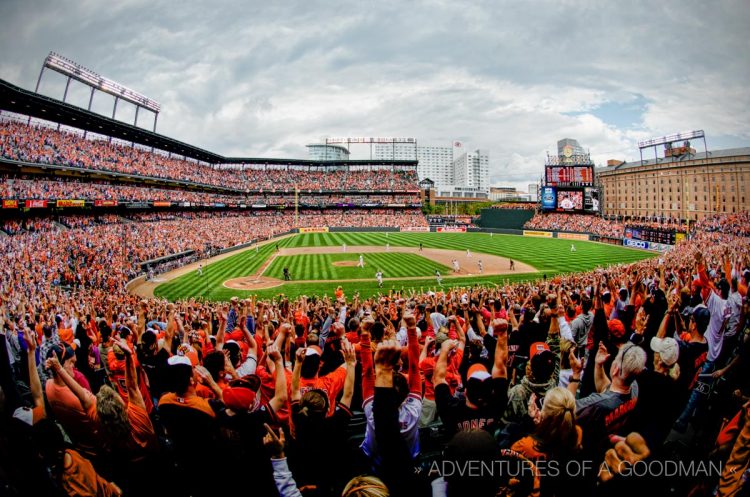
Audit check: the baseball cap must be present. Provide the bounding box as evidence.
[529,342,550,360]
[46,344,75,364]
[167,355,192,367]
[305,345,323,357]
[650,337,679,367]
[467,363,491,381]
[223,376,261,411]
[13,406,38,426]
[690,305,711,334]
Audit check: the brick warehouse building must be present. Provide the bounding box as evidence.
[596,147,750,221]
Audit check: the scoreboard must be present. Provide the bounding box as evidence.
[625,226,681,245]
[545,166,594,187]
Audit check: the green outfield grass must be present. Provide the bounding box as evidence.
[153,232,654,301]
[263,252,450,280]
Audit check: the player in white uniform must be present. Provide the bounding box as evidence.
[375,270,383,288]
[453,259,460,273]
[342,243,347,252]
[197,264,203,276]
[358,254,365,268]
[466,249,472,258]
[435,270,443,286]
[571,244,576,252]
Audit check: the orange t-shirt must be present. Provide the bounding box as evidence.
[62,449,120,497]
[58,327,75,347]
[45,380,99,455]
[299,366,348,416]
[158,392,216,418]
[127,401,157,453]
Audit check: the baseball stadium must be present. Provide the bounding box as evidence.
[0,46,749,497]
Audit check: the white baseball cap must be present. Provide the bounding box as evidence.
[650,337,679,367]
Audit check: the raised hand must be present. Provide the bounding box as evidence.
[374,340,401,368]
[402,312,417,328]
[263,423,286,459]
[342,339,357,366]
[595,342,610,367]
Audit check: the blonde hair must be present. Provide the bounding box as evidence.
[342,475,389,497]
[96,385,130,445]
[534,387,579,458]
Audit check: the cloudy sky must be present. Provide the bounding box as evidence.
[1,0,748,189]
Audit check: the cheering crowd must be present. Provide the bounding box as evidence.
[697,212,750,238]
[0,206,747,496]
[524,213,625,238]
[0,176,420,207]
[0,209,427,287]
[0,120,419,192]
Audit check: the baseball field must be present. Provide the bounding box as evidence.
[146,232,653,301]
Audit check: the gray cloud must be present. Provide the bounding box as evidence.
[1,0,748,190]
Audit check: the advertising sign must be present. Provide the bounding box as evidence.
[523,230,554,238]
[401,226,430,232]
[2,200,18,208]
[541,187,556,210]
[94,200,118,207]
[557,232,589,241]
[299,227,329,233]
[26,199,48,208]
[623,238,649,249]
[56,199,85,207]
[436,226,467,232]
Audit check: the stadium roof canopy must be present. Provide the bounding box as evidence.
[0,79,417,168]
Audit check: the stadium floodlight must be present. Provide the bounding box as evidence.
[638,130,704,149]
[34,52,161,134]
[637,129,708,166]
[43,53,161,113]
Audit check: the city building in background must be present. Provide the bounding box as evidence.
[376,141,489,203]
[373,141,460,189]
[306,143,351,161]
[597,146,750,221]
[452,148,489,192]
[557,138,586,159]
[489,186,536,202]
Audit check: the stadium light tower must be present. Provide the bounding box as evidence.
[34,52,161,133]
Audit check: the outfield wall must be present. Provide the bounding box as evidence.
[476,209,535,230]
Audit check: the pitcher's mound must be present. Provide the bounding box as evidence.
[224,276,284,291]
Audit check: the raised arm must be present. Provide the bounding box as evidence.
[340,339,357,408]
[432,339,456,386]
[593,342,612,393]
[491,318,508,379]
[403,312,421,394]
[114,338,144,409]
[267,344,288,414]
[360,317,375,400]
[291,347,304,403]
[22,329,44,415]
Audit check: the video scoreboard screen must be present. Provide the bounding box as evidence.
[541,186,600,213]
[545,166,594,187]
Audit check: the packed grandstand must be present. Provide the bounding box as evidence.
[1,90,750,497]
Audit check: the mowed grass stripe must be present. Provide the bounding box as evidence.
[155,232,654,301]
